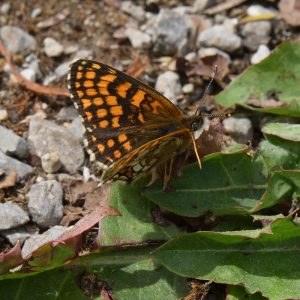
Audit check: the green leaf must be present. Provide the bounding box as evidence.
[226,285,267,300]
[94,259,188,300]
[216,41,300,117]
[262,123,300,142]
[259,135,300,171]
[98,179,182,246]
[154,218,300,300]
[144,152,268,217]
[0,268,88,300]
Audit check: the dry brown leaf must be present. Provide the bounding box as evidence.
[279,0,300,26]
[0,171,17,189]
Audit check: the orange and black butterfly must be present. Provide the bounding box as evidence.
[67,59,207,185]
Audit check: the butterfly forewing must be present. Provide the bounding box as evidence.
[67,59,189,182]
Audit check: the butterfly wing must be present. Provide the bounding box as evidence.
[67,59,187,181]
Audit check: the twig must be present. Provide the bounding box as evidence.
[0,39,70,97]
[204,0,247,15]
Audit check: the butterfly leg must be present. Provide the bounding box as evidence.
[163,156,175,191]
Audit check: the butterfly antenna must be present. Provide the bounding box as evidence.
[195,65,218,116]
[189,131,202,170]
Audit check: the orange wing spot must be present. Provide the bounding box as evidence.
[99,88,109,95]
[118,133,127,143]
[82,99,92,109]
[93,124,97,129]
[92,63,101,69]
[91,135,97,142]
[97,108,108,118]
[110,105,123,116]
[107,139,115,148]
[123,141,132,152]
[93,97,104,106]
[85,111,93,121]
[97,80,109,88]
[101,74,117,82]
[116,82,132,98]
[76,72,83,80]
[150,100,161,114]
[77,90,84,98]
[99,120,109,128]
[86,88,97,96]
[114,150,122,159]
[112,116,120,128]
[83,80,94,88]
[138,113,145,123]
[97,144,105,153]
[86,71,96,79]
[75,82,81,88]
[131,89,145,107]
[106,95,118,106]
[78,66,83,71]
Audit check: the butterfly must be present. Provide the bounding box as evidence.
[67,59,211,187]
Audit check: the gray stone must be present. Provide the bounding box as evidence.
[155,71,182,102]
[182,83,194,94]
[0,109,8,121]
[151,9,190,56]
[125,28,151,49]
[27,180,63,227]
[28,119,84,174]
[241,21,271,51]
[251,45,271,64]
[193,0,211,12]
[0,151,33,182]
[31,7,42,19]
[20,68,36,82]
[184,52,197,62]
[0,125,29,159]
[0,26,37,56]
[198,25,242,53]
[223,117,253,144]
[121,1,145,22]
[57,106,78,121]
[247,5,278,16]
[55,61,71,78]
[43,37,64,57]
[198,47,231,60]
[0,203,29,230]
[22,225,68,258]
[0,3,10,14]
[1,227,38,246]
[41,152,62,174]
[67,117,85,142]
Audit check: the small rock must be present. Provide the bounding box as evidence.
[151,9,190,56]
[0,26,37,56]
[184,52,197,62]
[57,106,78,121]
[241,21,271,51]
[155,71,182,102]
[121,1,145,22]
[193,0,211,12]
[27,180,64,227]
[41,152,62,174]
[1,227,38,246]
[43,37,64,57]
[223,117,253,144]
[125,28,151,49]
[247,5,278,16]
[20,68,36,82]
[198,47,231,60]
[0,151,33,182]
[251,45,271,64]
[55,61,71,77]
[74,49,93,60]
[64,44,79,55]
[198,25,242,53]
[182,83,194,94]
[31,7,42,19]
[28,119,84,174]
[67,117,85,142]
[0,125,29,159]
[22,225,68,258]
[0,203,29,230]
[0,3,10,14]
[0,109,8,121]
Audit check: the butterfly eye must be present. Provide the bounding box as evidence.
[192,121,201,131]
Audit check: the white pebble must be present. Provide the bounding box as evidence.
[251,45,271,64]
